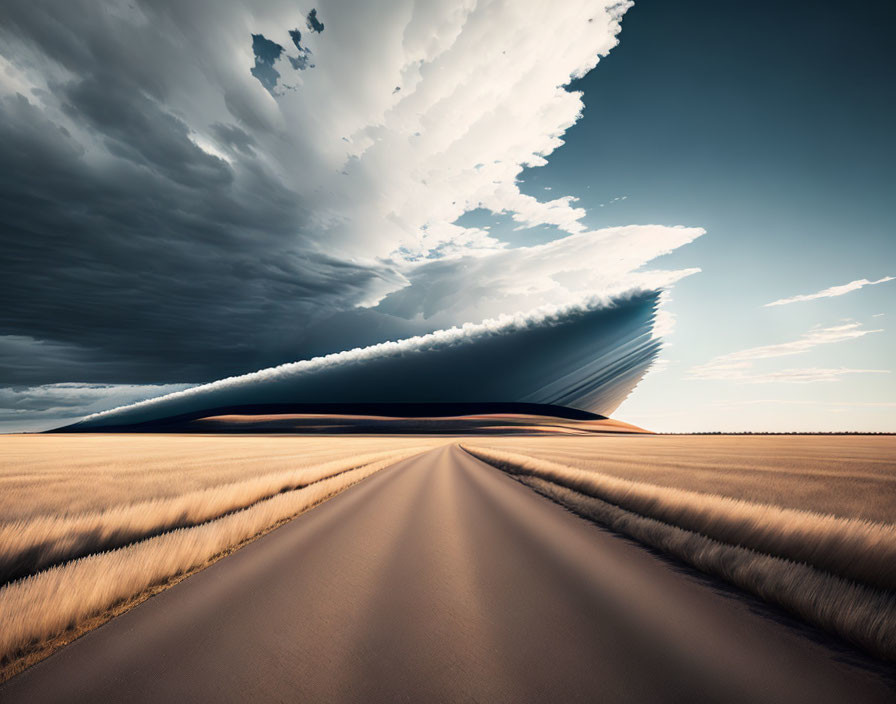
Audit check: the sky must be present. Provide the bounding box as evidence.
[560,0,896,431]
[0,0,893,432]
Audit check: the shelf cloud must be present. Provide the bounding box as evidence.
[74,292,662,428]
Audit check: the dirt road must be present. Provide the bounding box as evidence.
[1,445,891,703]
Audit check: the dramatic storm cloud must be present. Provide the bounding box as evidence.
[0,0,703,428]
[74,292,662,429]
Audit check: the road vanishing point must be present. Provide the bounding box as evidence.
[1,445,892,703]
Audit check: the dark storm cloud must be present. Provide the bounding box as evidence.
[0,336,100,385]
[0,69,399,386]
[0,382,192,432]
[0,91,401,384]
[208,123,257,155]
[62,73,234,188]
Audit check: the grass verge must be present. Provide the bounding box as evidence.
[463,444,896,662]
[0,449,422,682]
[0,449,421,586]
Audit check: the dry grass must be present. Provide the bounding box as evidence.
[521,475,896,662]
[466,435,896,522]
[462,444,896,590]
[462,438,896,661]
[0,448,425,585]
[0,435,440,518]
[0,435,444,676]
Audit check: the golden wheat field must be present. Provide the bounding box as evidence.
[465,435,896,521]
[0,435,446,678]
[463,436,896,661]
[3,433,895,681]
[0,434,452,518]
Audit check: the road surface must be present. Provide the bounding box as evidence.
[1,444,893,703]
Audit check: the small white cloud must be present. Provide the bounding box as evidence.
[765,276,894,307]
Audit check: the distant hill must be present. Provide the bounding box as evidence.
[52,402,650,435]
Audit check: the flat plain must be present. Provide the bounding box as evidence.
[0,434,446,679]
[464,435,896,662]
[465,435,896,520]
[1,433,894,702]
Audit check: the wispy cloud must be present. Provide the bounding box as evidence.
[713,368,889,384]
[689,323,885,382]
[765,277,894,307]
[703,323,880,362]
